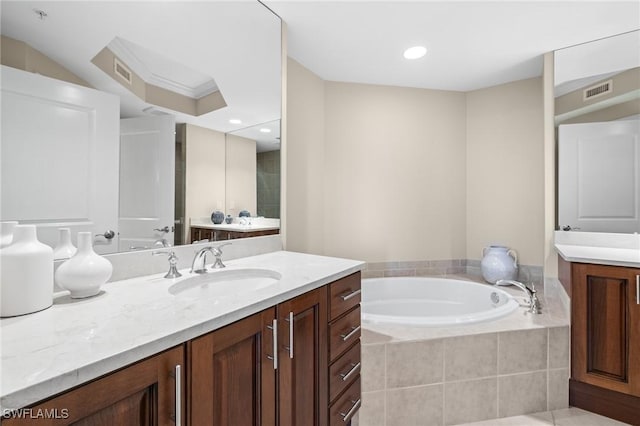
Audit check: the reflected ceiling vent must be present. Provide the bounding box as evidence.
[91,37,226,116]
[583,80,613,101]
[114,57,133,85]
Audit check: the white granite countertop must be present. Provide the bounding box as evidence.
[0,251,363,410]
[554,231,640,268]
[191,218,280,233]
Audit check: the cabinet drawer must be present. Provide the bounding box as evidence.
[329,272,361,321]
[329,305,361,362]
[329,376,361,426]
[330,341,361,403]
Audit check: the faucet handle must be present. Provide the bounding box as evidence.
[152,250,182,279]
[212,242,232,257]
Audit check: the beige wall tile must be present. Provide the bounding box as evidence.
[386,340,444,388]
[548,326,570,369]
[386,384,443,426]
[498,328,548,374]
[357,390,386,426]
[444,378,498,425]
[383,269,416,277]
[498,371,547,417]
[547,368,569,411]
[444,333,498,381]
[362,344,385,392]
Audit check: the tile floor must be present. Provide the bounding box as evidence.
[457,407,631,426]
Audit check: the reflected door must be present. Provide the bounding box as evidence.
[119,115,175,251]
[558,120,640,233]
[0,66,120,254]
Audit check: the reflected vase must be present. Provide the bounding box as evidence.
[53,227,77,260]
[480,245,518,284]
[0,221,18,248]
[55,232,112,298]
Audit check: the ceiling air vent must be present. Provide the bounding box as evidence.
[114,57,133,85]
[583,79,612,101]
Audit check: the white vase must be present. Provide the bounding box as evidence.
[0,221,19,248]
[53,228,77,260]
[0,225,54,317]
[55,232,112,298]
[480,245,518,284]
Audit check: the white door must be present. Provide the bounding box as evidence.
[0,66,120,254]
[119,115,175,251]
[558,120,640,233]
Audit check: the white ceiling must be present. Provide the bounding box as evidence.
[266,1,640,92]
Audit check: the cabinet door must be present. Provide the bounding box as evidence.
[572,263,640,396]
[3,346,184,426]
[189,307,277,426]
[278,287,328,426]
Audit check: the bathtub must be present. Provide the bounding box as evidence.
[361,277,520,326]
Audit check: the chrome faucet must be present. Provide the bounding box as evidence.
[495,279,541,314]
[152,250,182,279]
[190,243,232,273]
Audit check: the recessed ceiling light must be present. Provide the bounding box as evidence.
[259,128,271,133]
[229,119,242,124]
[403,46,427,60]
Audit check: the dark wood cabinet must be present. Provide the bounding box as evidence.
[189,307,277,426]
[568,260,640,424]
[3,346,185,426]
[278,287,328,426]
[190,226,279,243]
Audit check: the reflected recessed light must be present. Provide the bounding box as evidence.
[403,46,427,60]
[259,128,271,133]
[229,119,242,124]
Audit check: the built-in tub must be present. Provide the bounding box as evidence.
[361,277,520,326]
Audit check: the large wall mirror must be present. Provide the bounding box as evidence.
[0,1,281,254]
[554,30,640,233]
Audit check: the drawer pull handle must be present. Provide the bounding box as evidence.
[340,325,361,342]
[340,398,361,423]
[339,361,361,382]
[340,289,361,301]
[636,275,639,305]
[266,319,278,369]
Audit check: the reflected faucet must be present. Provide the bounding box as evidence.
[190,243,232,273]
[495,279,541,314]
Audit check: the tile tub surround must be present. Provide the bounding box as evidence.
[356,274,570,426]
[363,259,544,286]
[0,250,363,410]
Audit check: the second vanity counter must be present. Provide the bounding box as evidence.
[0,250,364,410]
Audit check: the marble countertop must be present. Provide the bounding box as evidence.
[555,244,640,268]
[0,251,363,410]
[191,218,280,232]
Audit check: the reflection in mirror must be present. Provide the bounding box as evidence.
[0,1,281,254]
[554,30,640,233]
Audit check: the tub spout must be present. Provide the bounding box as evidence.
[495,279,540,314]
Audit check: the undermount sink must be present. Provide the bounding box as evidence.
[168,268,282,297]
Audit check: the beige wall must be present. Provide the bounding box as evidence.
[323,82,467,262]
[226,134,257,217]
[184,124,226,241]
[285,59,326,254]
[466,78,545,266]
[286,59,545,266]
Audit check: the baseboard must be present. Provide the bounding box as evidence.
[569,379,640,425]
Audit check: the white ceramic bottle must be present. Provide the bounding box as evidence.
[55,232,112,298]
[480,245,518,284]
[53,227,77,260]
[0,224,54,317]
[0,221,18,248]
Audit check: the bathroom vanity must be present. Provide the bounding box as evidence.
[556,238,640,425]
[190,218,280,242]
[0,251,362,425]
